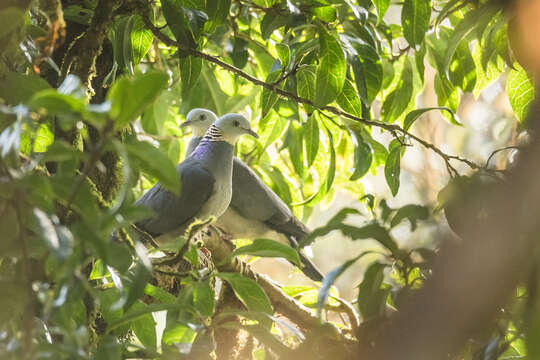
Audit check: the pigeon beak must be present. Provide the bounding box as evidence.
[244,128,259,138]
[180,120,192,128]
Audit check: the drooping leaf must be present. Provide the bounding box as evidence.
[507,65,534,122]
[385,145,402,196]
[349,129,373,180]
[204,0,231,33]
[373,0,390,21]
[131,16,153,65]
[380,58,413,122]
[161,0,197,52]
[350,43,383,105]
[314,27,346,107]
[231,239,302,267]
[442,5,499,73]
[179,55,202,96]
[357,262,389,319]
[261,70,282,117]
[303,114,320,167]
[296,65,317,113]
[401,0,431,49]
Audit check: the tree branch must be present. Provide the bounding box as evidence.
[137,6,482,175]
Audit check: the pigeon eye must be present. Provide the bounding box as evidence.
[233,120,240,127]
[199,114,205,120]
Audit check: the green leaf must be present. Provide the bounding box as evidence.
[108,303,181,331]
[448,40,476,92]
[28,90,86,115]
[0,7,24,39]
[125,140,180,194]
[404,107,459,130]
[204,0,231,33]
[161,0,197,53]
[314,27,346,107]
[385,146,402,196]
[179,55,202,96]
[124,260,152,312]
[342,223,399,256]
[507,65,534,122]
[316,254,368,317]
[296,65,317,113]
[276,43,291,69]
[300,208,361,247]
[261,70,282,117]
[351,43,383,105]
[390,204,429,230]
[357,262,389,319]
[401,0,431,49]
[373,0,390,21]
[32,208,73,260]
[131,302,157,349]
[284,122,305,178]
[303,114,320,167]
[261,13,287,39]
[230,37,249,68]
[349,130,373,180]
[193,280,215,317]
[108,72,169,129]
[0,72,51,104]
[131,16,154,65]
[337,79,362,117]
[264,165,292,206]
[231,239,302,267]
[217,273,273,315]
[313,6,337,22]
[433,74,459,113]
[442,5,499,73]
[144,284,177,303]
[380,58,413,122]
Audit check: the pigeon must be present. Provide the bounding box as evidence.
[134,113,258,243]
[180,108,324,281]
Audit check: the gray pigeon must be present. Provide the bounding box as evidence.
[180,108,324,281]
[135,113,258,243]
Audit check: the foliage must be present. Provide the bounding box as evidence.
[0,0,533,358]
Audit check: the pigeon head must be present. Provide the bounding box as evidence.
[180,108,217,137]
[205,113,258,144]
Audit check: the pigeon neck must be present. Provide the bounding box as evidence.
[187,136,202,155]
[202,124,237,145]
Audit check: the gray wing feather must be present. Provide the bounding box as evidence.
[135,159,215,236]
[230,158,309,239]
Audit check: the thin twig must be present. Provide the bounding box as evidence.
[485,145,521,169]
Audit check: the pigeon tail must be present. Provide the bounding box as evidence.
[285,234,324,282]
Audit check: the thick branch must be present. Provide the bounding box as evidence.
[138,7,482,175]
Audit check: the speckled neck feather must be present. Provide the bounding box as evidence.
[203,124,224,142]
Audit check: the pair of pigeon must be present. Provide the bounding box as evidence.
[134,109,323,281]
